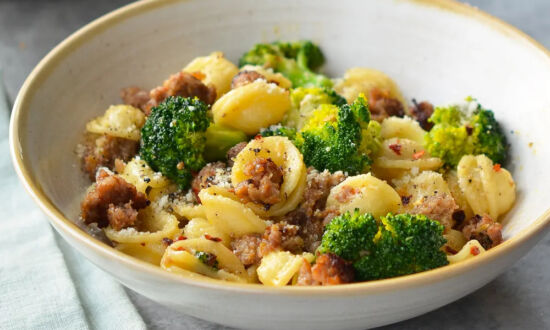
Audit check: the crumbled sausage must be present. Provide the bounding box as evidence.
[462,214,503,249]
[258,222,304,257]
[410,99,434,130]
[234,157,284,205]
[295,259,319,286]
[369,88,405,122]
[145,71,216,114]
[231,71,265,89]
[231,234,262,266]
[120,86,151,111]
[226,142,248,167]
[191,161,227,195]
[231,223,303,267]
[410,193,459,232]
[80,133,139,181]
[311,253,355,285]
[81,170,149,230]
[281,168,346,252]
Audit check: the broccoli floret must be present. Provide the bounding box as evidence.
[140,96,210,189]
[320,211,448,281]
[239,40,332,88]
[283,87,347,129]
[318,211,379,261]
[296,95,379,174]
[424,98,508,167]
[260,124,297,141]
[204,123,248,162]
[359,120,382,158]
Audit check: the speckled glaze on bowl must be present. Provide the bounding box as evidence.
[9,0,550,329]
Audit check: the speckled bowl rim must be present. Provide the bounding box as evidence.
[9,0,550,296]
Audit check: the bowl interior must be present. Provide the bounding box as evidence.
[13,0,550,247]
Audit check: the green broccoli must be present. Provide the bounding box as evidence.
[283,87,347,129]
[195,251,219,270]
[319,211,448,281]
[424,98,508,167]
[140,96,210,189]
[260,124,297,141]
[204,123,248,162]
[239,40,332,88]
[296,95,379,174]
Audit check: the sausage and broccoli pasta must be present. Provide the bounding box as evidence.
[77,40,516,286]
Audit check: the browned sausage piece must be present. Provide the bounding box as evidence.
[311,253,355,285]
[462,214,503,249]
[258,222,304,257]
[81,170,149,230]
[120,86,151,111]
[191,162,227,195]
[145,71,217,114]
[231,71,265,89]
[234,157,284,206]
[295,259,319,286]
[280,168,346,252]
[410,193,458,232]
[231,234,262,266]
[80,134,139,181]
[368,88,405,122]
[410,99,434,130]
[226,141,247,167]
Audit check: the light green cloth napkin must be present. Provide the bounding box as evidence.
[0,69,146,330]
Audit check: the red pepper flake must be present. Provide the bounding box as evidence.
[175,235,187,241]
[493,163,501,172]
[191,71,206,80]
[174,246,186,251]
[412,150,425,160]
[254,134,263,140]
[205,234,222,242]
[140,242,146,247]
[388,143,402,155]
[470,245,480,256]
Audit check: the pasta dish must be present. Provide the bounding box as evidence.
[77,41,516,286]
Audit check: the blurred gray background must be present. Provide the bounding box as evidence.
[1,0,548,329]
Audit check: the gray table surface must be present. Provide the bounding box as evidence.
[1,0,549,329]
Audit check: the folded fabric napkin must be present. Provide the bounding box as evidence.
[0,69,145,330]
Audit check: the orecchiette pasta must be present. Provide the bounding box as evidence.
[198,186,267,237]
[257,251,315,286]
[115,241,166,265]
[372,137,443,180]
[183,51,239,98]
[212,79,291,134]
[457,155,516,220]
[447,239,486,264]
[120,157,171,198]
[86,104,145,141]
[444,170,474,220]
[380,116,426,144]
[333,67,408,108]
[161,238,248,282]
[231,136,307,217]
[393,171,451,213]
[183,217,230,247]
[104,207,180,244]
[326,173,401,218]
[239,65,292,89]
[443,229,468,255]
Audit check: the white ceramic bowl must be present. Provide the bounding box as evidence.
[10,0,550,329]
